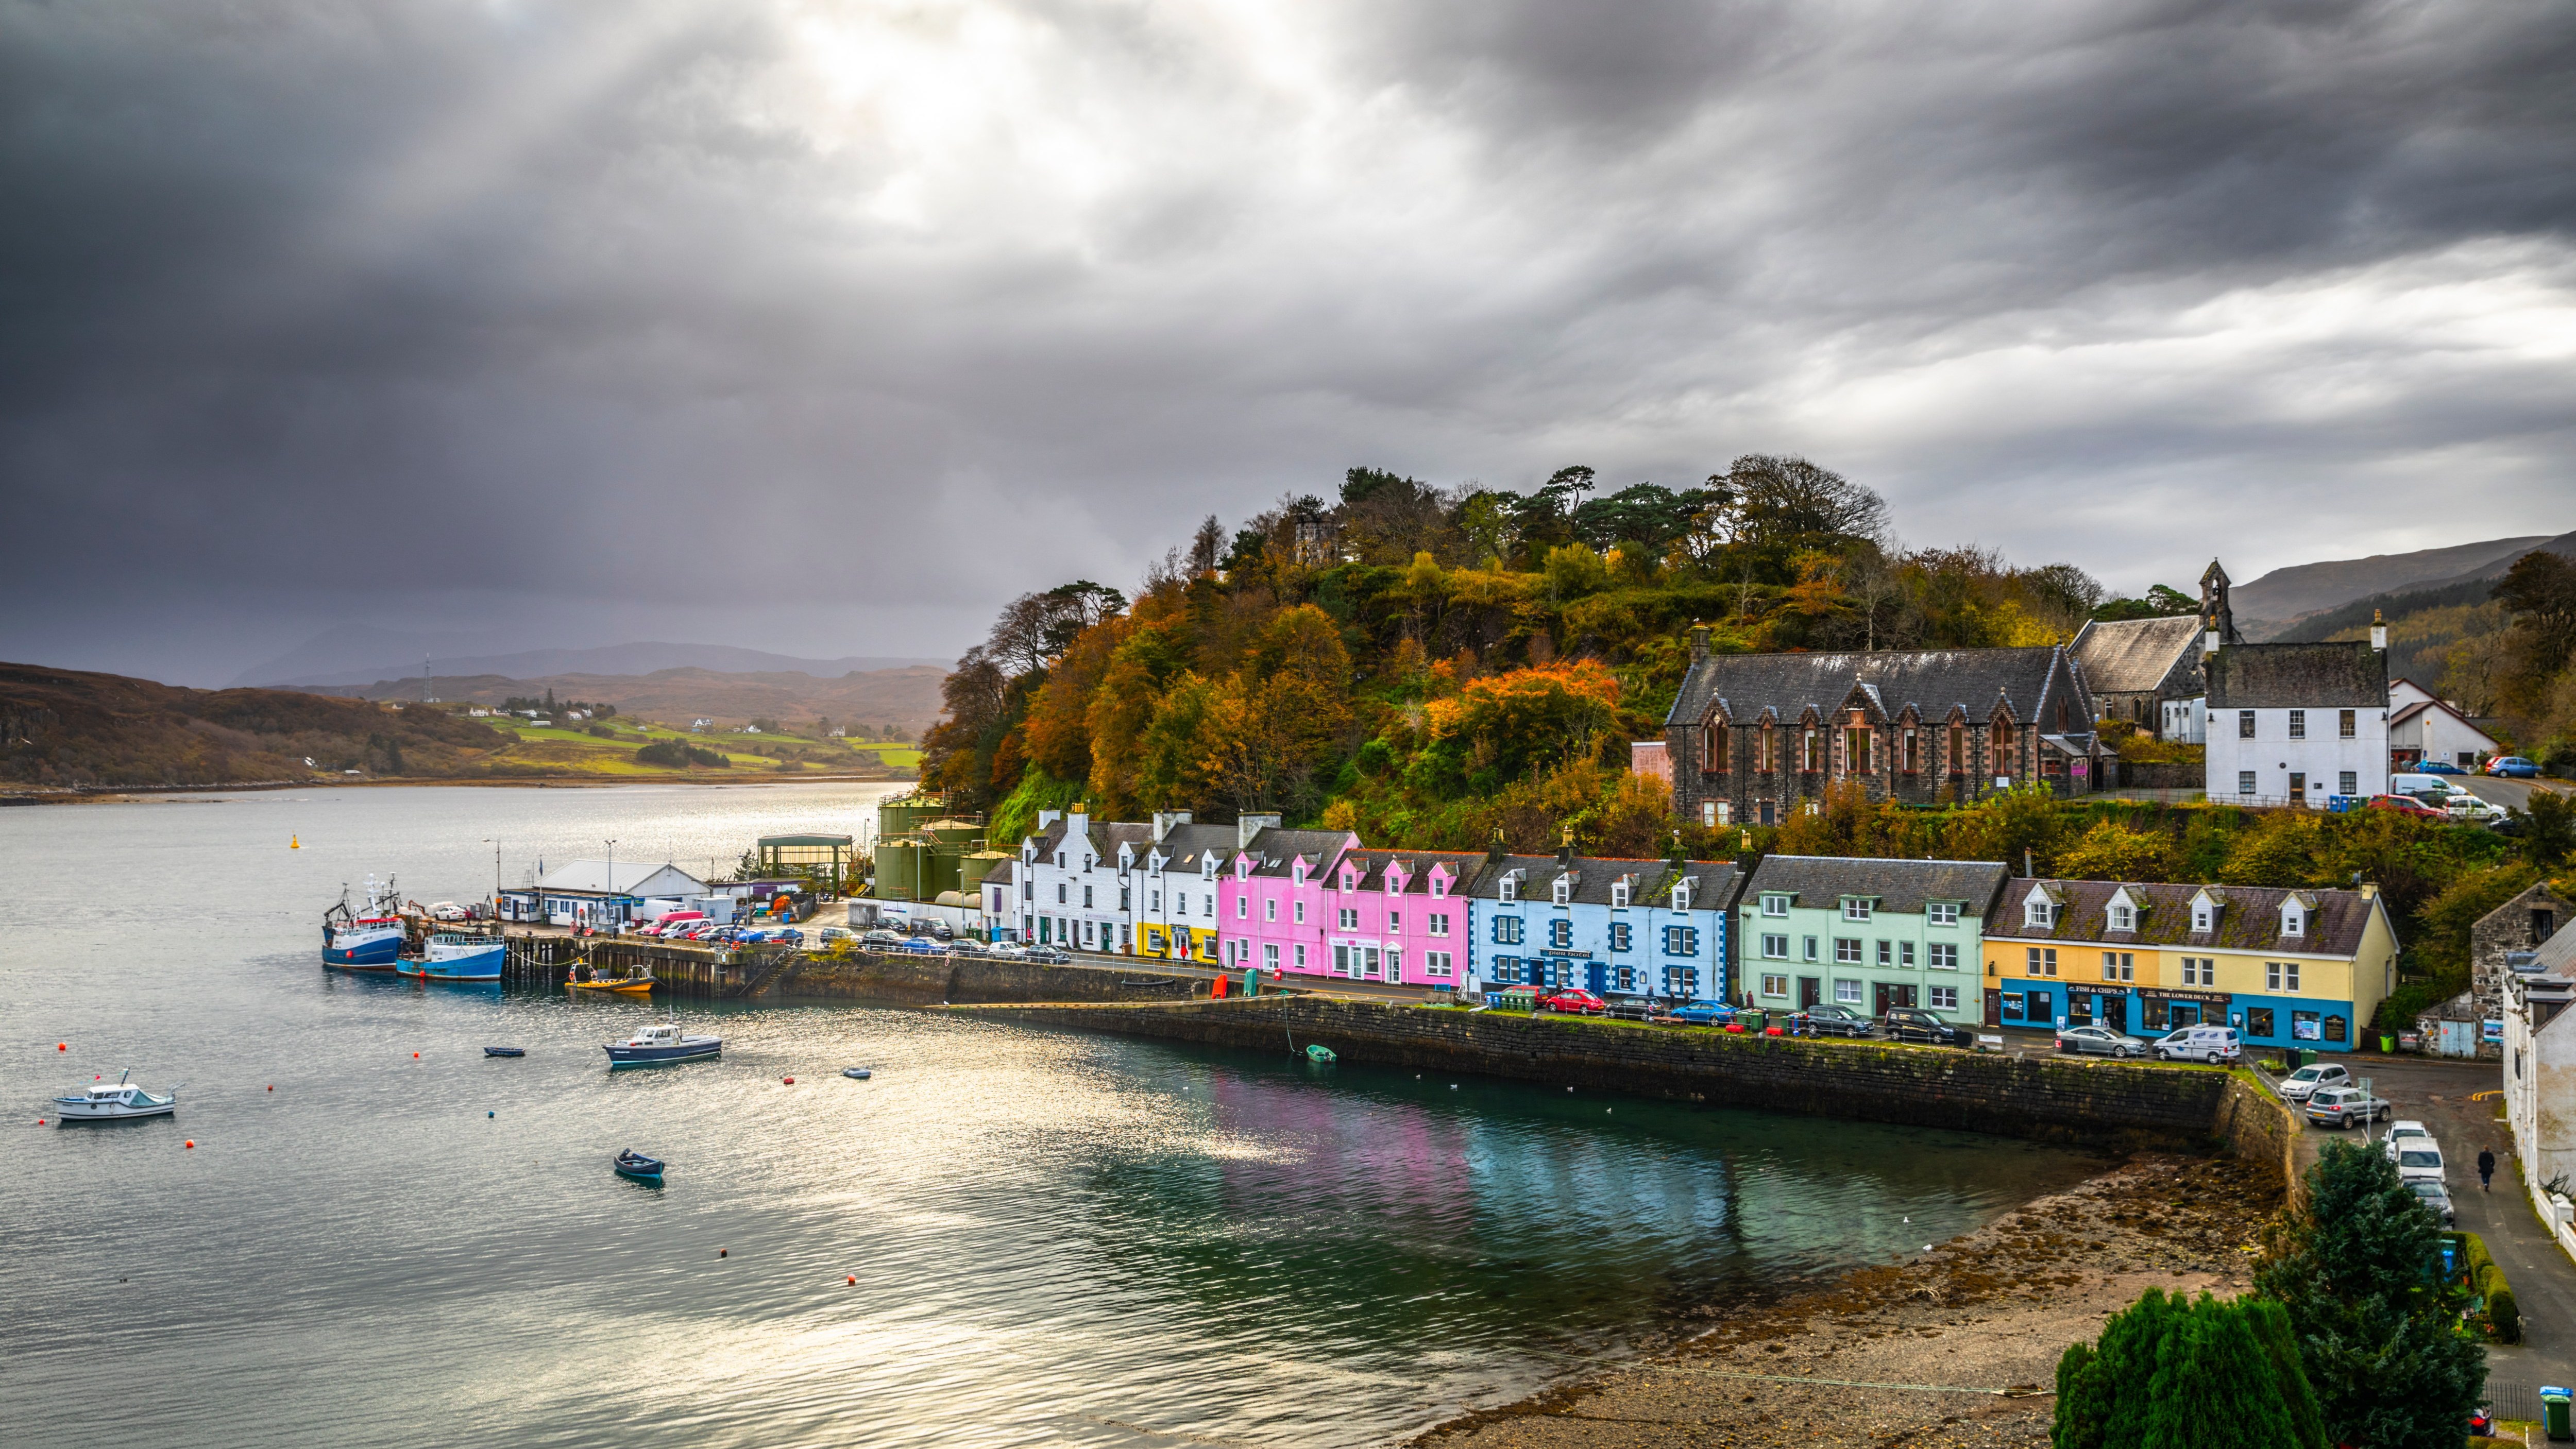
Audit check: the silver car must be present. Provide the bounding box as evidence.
[2277,1063,2351,1102]
[2056,1025,2149,1058]
[2393,1144,2446,1186]
[2305,1086,2392,1129]
[2405,1179,2456,1225]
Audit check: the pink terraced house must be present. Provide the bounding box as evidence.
[1218,822,1361,979]
[1319,849,1486,988]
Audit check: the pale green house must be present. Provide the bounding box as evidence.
[1736,855,2011,1024]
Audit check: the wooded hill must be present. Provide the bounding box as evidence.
[1,661,509,790]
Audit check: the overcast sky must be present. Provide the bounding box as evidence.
[4,0,2571,686]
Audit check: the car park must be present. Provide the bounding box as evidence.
[2276,1063,2351,1102]
[2489,756,2541,778]
[2392,1143,2446,1186]
[1797,1003,1877,1037]
[2056,1025,2149,1058]
[2406,1179,2456,1225]
[2154,1026,2242,1063]
[2367,794,2447,821]
[1883,1007,1974,1046]
[1539,988,1609,1016]
[2304,1086,2392,1129]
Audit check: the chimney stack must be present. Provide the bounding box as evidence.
[1153,810,1191,843]
[1689,624,1710,659]
[2370,609,2388,653]
[1236,812,1281,849]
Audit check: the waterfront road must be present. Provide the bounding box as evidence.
[2289,1054,2576,1399]
[2453,774,2574,812]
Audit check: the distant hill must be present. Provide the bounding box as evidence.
[2274,530,2576,694]
[2233,534,2556,639]
[1,660,507,790]
[319,665,946,737]
[230,626,948,688]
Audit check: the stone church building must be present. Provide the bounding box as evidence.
[1660,630,2108,827]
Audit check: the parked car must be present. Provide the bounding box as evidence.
[2392,1143,2446,1186]
[2383,1120,2434,1160]
[1798,1003,1878,1037]
[946,939,990,957]
[1539,988,1609,1016]
[899,935,943,954]
[816,926,854,944]
[1668,1002,1734,1027]
[860,929,904,947]
[2412,759,2467,775]
[2154,1026,2242,1063]
[1883,1007,1974,1047]
[2056,1025,2150,1058]
[2488,755,2541,778]
[930,922,955,941]
[1024,948,1073,965]
[2405,1179,2456,1226]
[2445,794,2506,823]
[428,901,471,922]
[2304,1085,2392,1129]
[2367,794,2447,821]
[2276,1063,2351,1102]
[986,943,1029,960]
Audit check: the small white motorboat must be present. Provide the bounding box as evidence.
[54,1069,180,1122]
[604,1018,721,1067]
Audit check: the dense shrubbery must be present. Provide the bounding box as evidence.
[634,740,729,769]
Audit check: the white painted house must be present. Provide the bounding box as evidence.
[2504,927,2576,1262]
[2204,633,2390,807]
[2387,678,2501,772]
[1128,812,1236,963]
[1015,804,1150,954]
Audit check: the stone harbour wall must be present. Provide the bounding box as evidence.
[963,997,2255,1155]
[782,949,1210,1006]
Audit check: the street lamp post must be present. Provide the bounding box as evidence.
[605,839,618,931]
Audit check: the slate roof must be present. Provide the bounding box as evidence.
[2533,925,2576,975]
[1336,849,1488,896]
[1984,878,2387,958]
[1025,814,1152,864]
[1664,646,2087,731]
[1740,855,2011,915]
[1465,853,1742,912]
[536,859,708,895]
[2206,642,2386,709]
[1235,827,1361,877]
[1142,823,1240,874]
[2070,616,2204,696]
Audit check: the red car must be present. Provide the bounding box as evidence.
[1538,988,1609,1016]
[2367,794,2446,820]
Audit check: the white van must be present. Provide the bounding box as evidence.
[2154,1025,2241,1063]
[2388,773,2452,800]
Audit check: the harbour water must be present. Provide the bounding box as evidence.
[1,784,2099,1448]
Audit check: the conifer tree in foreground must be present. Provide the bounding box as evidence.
[2254,1139,2485,1449]
[2053,1289,2325,1449]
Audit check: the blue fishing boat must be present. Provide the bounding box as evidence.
[604,1017,721,1067]
[396,933,504,983]
[322,876,405,970]
[612,1149,665,1182]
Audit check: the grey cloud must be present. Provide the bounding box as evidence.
[2,0,2572,685]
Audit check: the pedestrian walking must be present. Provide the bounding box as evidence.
[2479,1148,2497,1192]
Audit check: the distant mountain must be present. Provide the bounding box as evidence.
[232,626,948,688]
[319,665,948,736]
[2232,534,2556,639]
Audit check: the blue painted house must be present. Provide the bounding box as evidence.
[1466,846,1741,1004]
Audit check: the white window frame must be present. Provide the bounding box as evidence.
[2110,904,2132,931]
[1760,973,1790,998]
[1926,901,1959,926]
[1761,933,1789,960]
[1429,912,1450,937]
[1928,943,1958,970]
[1833,978,1863,1005]
[1761,894,1790,917]
[1928,986,1959,1011]
[1842,898,1872,923]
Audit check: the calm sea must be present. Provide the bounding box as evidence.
[0,783,2094,1448]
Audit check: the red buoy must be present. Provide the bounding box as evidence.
[846,1275,856,1285]
[184,1140,195,1149]
[413,1052,420,1059]
[784,1076,794,1085]
[58,1043,67,1051]
[718,1249,727,1258]
[267,1085,274,1092]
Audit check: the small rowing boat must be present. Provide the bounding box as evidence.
[1304,1044,1337,1064]
[842,1067,872,1080]
[483,1046,526,1058]
[613,1149,665,1182]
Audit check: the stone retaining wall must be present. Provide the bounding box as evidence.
[783,950,1210,1005]
[962,997,2245,1152]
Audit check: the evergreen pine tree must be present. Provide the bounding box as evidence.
[2256,1140,2485,1448]
[2055,1290,2326,1449]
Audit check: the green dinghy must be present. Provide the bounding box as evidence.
[1304,1044,1337,1064]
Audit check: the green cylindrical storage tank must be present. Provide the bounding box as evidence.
[959,850,1009,897]
[925,839,964,898]
[923,819,984,848]
[877,795,944,842]
[874,839,927,902]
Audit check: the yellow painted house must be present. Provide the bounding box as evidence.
[1982,877,2400,1053]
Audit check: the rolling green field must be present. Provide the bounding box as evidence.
[475,717,914,776]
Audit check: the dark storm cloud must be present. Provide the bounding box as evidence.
[2,0,2571,684]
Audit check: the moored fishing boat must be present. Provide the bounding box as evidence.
[54,1069,180,1122]
[396,933,504,983]
[605,1017,720,1067]
[322,876,404,970]
[612,1149,665,1182]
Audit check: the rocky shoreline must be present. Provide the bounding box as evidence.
[1415,1153,2280,1449]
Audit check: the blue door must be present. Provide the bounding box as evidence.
[1587,963,1608,995]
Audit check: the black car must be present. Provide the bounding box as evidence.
[1799,1004,1877,1037]
[1883,1007,1973,1047]
[1023,948,1073,965]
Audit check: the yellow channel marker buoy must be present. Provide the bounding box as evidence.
[290,835,300,849]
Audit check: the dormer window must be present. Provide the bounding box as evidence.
[2110,902,2133,932]
[1385,871,1401,897]
[1499,873,1519,904]
[2282,902,2304,937]
[1760,894,1789,917]
[1342,869,1357,892]
[1842,898,1872,923]
[1672,878,1692,912]
[2192,899,2214,932]
[1611,880,1631,909]
[1552,875,1573,906]
[1431,875,1446,898]
[2024,892,2056,929]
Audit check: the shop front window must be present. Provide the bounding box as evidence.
[2291,1011,2321,1042]
[2245,1007,2275,1037]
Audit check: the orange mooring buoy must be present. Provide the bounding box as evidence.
[718,1249,727,1258]
[267,1085,274,1092]
[846,1275,856,1285]
[291,835,300,849]
[184,1140,195,1149]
